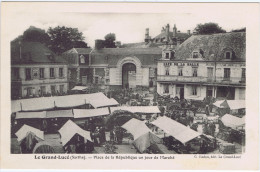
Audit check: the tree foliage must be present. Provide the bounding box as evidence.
[104,33,116,48]
[47,26,87,54]
[11,26,50,45]
[231,28,246,32]
[195,23,226,35]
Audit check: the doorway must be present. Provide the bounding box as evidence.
[122,63,136,89]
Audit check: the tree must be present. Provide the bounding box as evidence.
[47,26,87,54]
[104,33,116,48]
[11,26,50,45]
[231,28,246,32]
[194,23,226,35]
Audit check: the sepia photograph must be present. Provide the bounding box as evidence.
[1,2,259,170]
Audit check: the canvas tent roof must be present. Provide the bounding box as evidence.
[152,116,201,144]
[71,86,88,91]
[221,114,245,130]
[73,108,110,118]
[121,118,160,153]
[11,92,118,113]
[16,111,47,119]
[46,109,74,118]
[111,106,160,114]
[11,97,55,112]
[15,124,44,143]
[122,118,150,140]
[213,100,245,109]
[58,120,92,146]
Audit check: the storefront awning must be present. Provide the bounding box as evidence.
[213,100,245,109]
[71,86,88,91]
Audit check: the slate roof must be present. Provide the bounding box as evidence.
[175,32,246,61]
[90,48,162,66]
[154,31,190,40]
[11,41,67,64]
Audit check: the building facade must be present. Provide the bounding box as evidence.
[11,42,68,99]
[63,45,162,91]
[157,32,246,100]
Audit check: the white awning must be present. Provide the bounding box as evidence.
[11,97,55,112]
[152,116,201,144]
[58,120,92,146]
[46,109,74,118]
[226,100,245,110]
[73,108,110,118]
[110,106,161,114]
[71,86,88,91]
[221,114,245,130]
[213,100,245,109]
[15,124,44,143]
[16,111,47,119]
[121,118,150,140]
[11,92,118,113]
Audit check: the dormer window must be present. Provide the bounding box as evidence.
[80,55,85,64]
[192,52,199,59]
[225,51,231,59]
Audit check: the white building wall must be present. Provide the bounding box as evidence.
[141,68,149,86]
[109,68,120,85]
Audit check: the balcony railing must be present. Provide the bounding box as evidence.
[157,75,246,85]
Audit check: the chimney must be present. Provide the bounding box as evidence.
[166,24,170,43]
[95,39,104,49]
[187,30,191,35]
[173,24,177,37]
[161,27,165,33]
[145,28,150,42]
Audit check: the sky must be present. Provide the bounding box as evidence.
[5,3,248,47]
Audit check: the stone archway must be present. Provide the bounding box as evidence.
[116,56,142,87]
[122,63,136,88]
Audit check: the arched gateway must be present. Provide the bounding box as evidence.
[122,63,136,88]
[116,57,142,88]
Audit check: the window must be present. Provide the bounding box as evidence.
[192,52,199,59]
[80,55,85,64]
[178,67,183,76]
[164,84,169,93]
[224,68,230,80]
[59,85,64,93]
[51,85,56,95]
[40,86,46,95]
[26,87,33,96]
[39,68,44,79]
[225,52,231,59]
[12,68,20,80]
[192,67,198,77]
[59,68,63,78]
[165,53,169,59]
[192,86,197,95]
[25,68,31,80]
[50,68,55,78]
[165,68,170,75]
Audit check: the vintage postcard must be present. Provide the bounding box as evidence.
[0,2,259,170]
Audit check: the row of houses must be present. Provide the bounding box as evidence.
[11,24,246,101]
